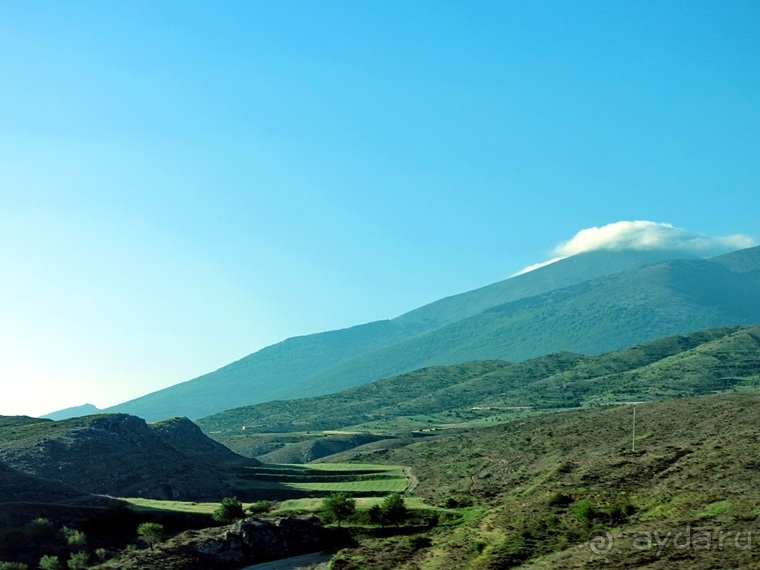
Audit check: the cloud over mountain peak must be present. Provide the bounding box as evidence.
[515,221,756,276]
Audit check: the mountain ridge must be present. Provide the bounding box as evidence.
[104,246,760,421]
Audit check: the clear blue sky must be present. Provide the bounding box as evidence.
[1,1,759,416]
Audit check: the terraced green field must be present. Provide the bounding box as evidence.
[120,463,412,514]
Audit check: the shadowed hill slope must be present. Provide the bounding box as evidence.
[0,414,257,501]
[0,459,86,503]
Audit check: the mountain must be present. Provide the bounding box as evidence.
[40,403,102,421]
[105,247,760,421]
[197,324,760,460]
[293,255,760,397]
[0,414,257,501]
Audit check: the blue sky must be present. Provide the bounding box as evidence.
[1,1,759,416]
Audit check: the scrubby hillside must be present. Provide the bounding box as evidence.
[198,324,760,442]
[329,392,760,569]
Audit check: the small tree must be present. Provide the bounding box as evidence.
[66,552,88,570]
[380,493,409,527]
[368,504,384,527]
[39,555,61,570]
[321,492,356,527]
[212,497,246,523]
[25,518,56,545]
[137,522,165,550]
[60,527,86,549]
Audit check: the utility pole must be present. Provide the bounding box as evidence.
[632,405,636,452]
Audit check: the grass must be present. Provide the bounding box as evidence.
[284,478,407,493]
[120,498,220,514]
[120,462,413,515]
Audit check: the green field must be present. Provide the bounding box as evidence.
[121,495,444,516]
[120,463,413,515]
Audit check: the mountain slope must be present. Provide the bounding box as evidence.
[0,414,257,501]
[106,247,759,421]
[197,324,760,438]
[291,255,760,397]
[40,403,102,421]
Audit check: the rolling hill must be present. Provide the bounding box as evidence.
[198,324,760,462]
[105,246,760,421]
[0,414,257,501]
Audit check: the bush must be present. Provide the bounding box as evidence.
[39,556,61,570]
[571,499,597,524]
[213,497,246,524]
[66,552,88,570]
[247,501,273,516]
[137,522,165,550]
[24,518,56,544]
[60,527,86,548]
[0,563,29,570]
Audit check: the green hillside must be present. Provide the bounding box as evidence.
[103,249,703,421]
[198,324,760,433]
[198,324,760,461]
[328,392,760,569]
[292,257,760,397]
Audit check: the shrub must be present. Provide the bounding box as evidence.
[571,499,597,524]
[66,552,88,570]
[24,518,56,544]
[0,563,29,570]
[38,556,61,570]
[247,501,273,516]
[137,522,165,550]
[60,527,86,549]
[213,497,246,524]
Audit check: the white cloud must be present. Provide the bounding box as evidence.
[514,221,756,276]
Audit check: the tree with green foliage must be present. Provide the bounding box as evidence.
[246,500,273,516]
[321,492,356,527]
[212,497,246,523]
[367,504,384,526]
[38,555,61,570]
[24,518,56,545]
[66,552,88,570]
[60,527,86,549]
[94,548,109,562]
[136,522,165,550]
[380,493,409,527]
